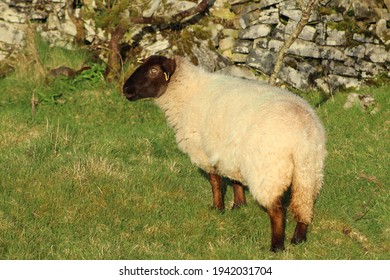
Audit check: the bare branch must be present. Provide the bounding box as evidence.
[130,0,209,25]
[269,0,317,86]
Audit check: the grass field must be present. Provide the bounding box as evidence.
[0,42,389,260]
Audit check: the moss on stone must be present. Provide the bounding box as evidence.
[365,71,390,87]
[318,6,337,16]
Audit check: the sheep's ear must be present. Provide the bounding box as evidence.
[161,58,176,78]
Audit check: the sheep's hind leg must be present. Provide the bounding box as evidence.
[209,173,224,211]
[267,198,285,252]
[232,181,247,209]
[291,222,308,244]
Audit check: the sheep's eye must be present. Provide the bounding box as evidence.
[149,67,159,76]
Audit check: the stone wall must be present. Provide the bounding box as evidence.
[226,0,390,91]
[1,0,390,92]
[0,0,29,60]
[0,0,101,60]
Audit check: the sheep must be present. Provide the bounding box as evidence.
[123,55,326,252]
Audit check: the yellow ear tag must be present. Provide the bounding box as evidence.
[164,72,170,81]
[137,58,144,64]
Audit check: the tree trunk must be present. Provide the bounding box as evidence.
[105,23,128,83]
[269,0,317,86]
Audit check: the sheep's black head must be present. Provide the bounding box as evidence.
[123,55,176,101]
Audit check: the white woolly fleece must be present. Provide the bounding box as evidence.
[155,57,326,224]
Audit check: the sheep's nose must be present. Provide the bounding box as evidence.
[122,84,130,94]
[123,88,139,101]
[123,85,133,99]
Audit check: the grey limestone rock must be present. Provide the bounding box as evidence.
[238,24,272,39]
[325,28,347,46]
[365,43,388,63]
[232,40,253,54]
[345,45,366,58]
[279,66,310,90]
[246,48,276,75]
[288,39,321,58]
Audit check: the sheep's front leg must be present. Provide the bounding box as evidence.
[209,173,224,211]
[267,198,285,252]
[232,181,247,209]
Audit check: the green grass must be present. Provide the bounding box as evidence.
[0,43,389,260]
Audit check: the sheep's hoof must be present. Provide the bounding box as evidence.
[270,244,285,253]
[291,235,307,245]
[210,205,225,213]
[231,202,247,210]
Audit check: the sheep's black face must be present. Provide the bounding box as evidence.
[123,55,176,101]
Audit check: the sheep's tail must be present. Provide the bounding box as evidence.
[290,129,326,225]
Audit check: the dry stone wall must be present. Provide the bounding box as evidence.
[0,0,101,60]
[1,0,390,92]
[227,0,390,91]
